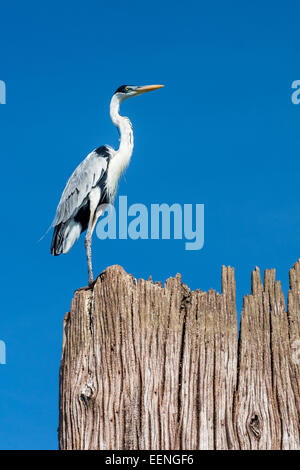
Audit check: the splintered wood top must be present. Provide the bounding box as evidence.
[59,262,300,450]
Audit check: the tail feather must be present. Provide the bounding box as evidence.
[51,219,81,255]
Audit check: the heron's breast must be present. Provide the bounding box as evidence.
[105,149,132,199]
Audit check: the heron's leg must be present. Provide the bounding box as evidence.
[85,230,94,286]
[85,214,101,285]
[90,216,98,237]
[85,188,101,286]
[90,203,108,235]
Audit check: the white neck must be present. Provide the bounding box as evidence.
[106,95,134,200]
[110,94,134,159]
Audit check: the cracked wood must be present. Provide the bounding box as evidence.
[59,262,300,449]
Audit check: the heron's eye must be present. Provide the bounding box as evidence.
[125,87,130,92]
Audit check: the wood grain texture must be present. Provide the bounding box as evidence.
[59,263,300,450]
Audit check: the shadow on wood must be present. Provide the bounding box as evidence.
[59,262,300,450]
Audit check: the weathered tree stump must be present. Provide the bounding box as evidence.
[59,262,300,450]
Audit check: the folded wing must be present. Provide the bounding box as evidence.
[52,146,111,227]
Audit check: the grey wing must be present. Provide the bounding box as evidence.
[52,148,110,226]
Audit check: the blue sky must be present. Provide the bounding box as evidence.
[1,0,300,450]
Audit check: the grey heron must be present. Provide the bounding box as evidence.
[51,84,164,285]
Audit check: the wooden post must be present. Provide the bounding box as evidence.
[59,263,300,450]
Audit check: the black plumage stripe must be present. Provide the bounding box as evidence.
[51,222,66,256]
[74,199,90,234]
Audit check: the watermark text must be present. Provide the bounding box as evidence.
[0,340,6,365]
[96,196,204,251]
[0,80,6,104]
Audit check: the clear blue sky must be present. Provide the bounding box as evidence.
[1,0,300,450]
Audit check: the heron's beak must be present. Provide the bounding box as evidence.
[135,84,164,95]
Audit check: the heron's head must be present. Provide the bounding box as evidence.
[113,84,164,102]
